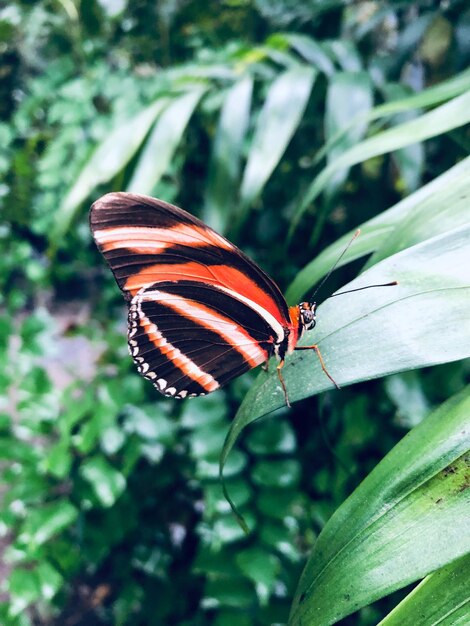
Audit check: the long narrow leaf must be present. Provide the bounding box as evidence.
[289,386,470,625]
[313,66,470,169]
[53,98,167,241]
[284,33,335,75]
[285,155,470,303]
[238,67,316,219]
[377,554,470,626]
[291,90,470,235]
[127,89,205,194]
[203,78,253,233]
[221,225,470,486]
[324,71,373,198]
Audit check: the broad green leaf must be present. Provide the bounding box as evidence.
[54,98,167,241]
[127,88,206,194]
[288,387,470,625]
[324,71,373,197]
[18,501,78,548]
[238,67,316,218]
[286,154,470,303]
[377,554,470,626]
[203,78,253,233]
[80,455,126,507]
[291,90,470,235]
[364,157,470,268]
[221,225,470,481]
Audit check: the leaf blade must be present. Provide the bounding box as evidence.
[127,88,206,194]
[222,225,470,478]
[239,66,316,215]
[286,154,470,303]
[54,98,167,241]
[203,77,253,233]
[291,90,470,234]
[288,387,470,625]
[377,554,470,626]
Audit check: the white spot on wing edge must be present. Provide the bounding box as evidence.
[128,289,220,396]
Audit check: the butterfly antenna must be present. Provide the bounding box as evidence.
[329,281,398,298]
[309,229,361,301]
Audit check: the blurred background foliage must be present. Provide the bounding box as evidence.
[0,1,469,625]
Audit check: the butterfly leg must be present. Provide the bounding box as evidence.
[294,344,340,390]
[262,360,270,372]
[276,360,291,408]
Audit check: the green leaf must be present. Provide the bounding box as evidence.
[286,154,470,303]
[324,71,373,197]
[236,548,281,605]
[311,66,470,172]
[291,90,470,235]
[36,561,63,600]
[284,34,335,75]
[7,568,41,616]
[238,67,316,219]
[222,225,470,479]
[288,387,470,625]
[377,553,470,626]
[80,455,126,507]
[127,88,206,194]
[53,98,167,242]
[364,156,470,268]
[323,39,362,72]
[18,501,78,548]
[382,84,424,193]
[203,77,253,233]
[370,66,470,120]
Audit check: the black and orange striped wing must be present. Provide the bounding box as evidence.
[90,193,290,398]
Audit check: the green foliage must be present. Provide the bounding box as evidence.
[1,1,469,625]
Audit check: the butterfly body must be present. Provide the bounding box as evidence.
[90,193,320,402]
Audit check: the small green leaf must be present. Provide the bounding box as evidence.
[18,501,78,548]
[377,554,470,626]
[238,67,316,219]
[236,548,281,605]
[36,561,63,600]
[127,88,206,194]
[289,387,470,625]
[80,455,126,507]
[7,568,41,616]
[252,459,301,488]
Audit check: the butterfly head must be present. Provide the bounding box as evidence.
[299,301,317,332]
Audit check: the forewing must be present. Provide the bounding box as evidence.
[90,193,289,397]
[89,192,289,327]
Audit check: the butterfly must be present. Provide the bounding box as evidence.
[90,192,338,406]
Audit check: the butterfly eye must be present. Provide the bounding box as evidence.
[300,303,316,330]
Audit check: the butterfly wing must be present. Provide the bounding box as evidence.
[90,192,290,398]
